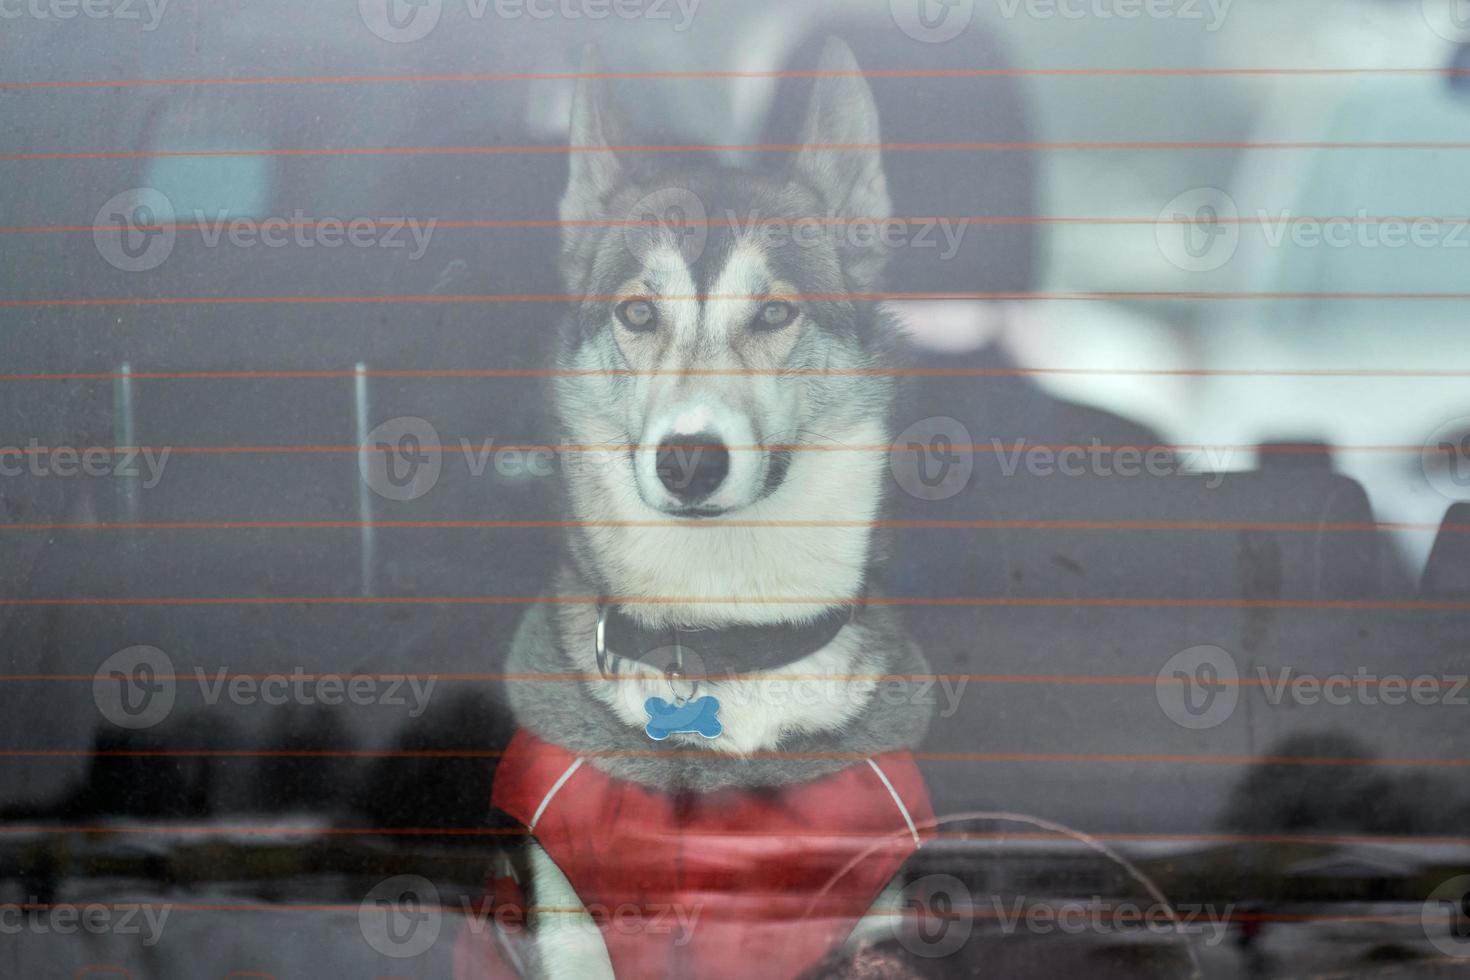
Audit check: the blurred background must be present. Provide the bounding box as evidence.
[2,0,1469,976]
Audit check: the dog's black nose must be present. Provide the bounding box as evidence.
[656,433,730,502]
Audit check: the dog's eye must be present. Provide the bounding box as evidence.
[753,300,797,331]
[615,299,657,332]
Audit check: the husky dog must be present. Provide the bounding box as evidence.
[496,39,934,980]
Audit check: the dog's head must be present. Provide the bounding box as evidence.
[553,38,895,519]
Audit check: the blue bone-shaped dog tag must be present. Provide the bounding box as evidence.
[644,695,723,741]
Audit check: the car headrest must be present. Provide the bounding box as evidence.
[1423,503,1470,596]
[757,22,1037,296]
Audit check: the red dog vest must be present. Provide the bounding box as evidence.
[466,729,932,979]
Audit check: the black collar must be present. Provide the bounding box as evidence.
[602,604,855,675]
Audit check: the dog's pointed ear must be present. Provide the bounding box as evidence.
[792,39,891,281]
[561,45,632,228]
